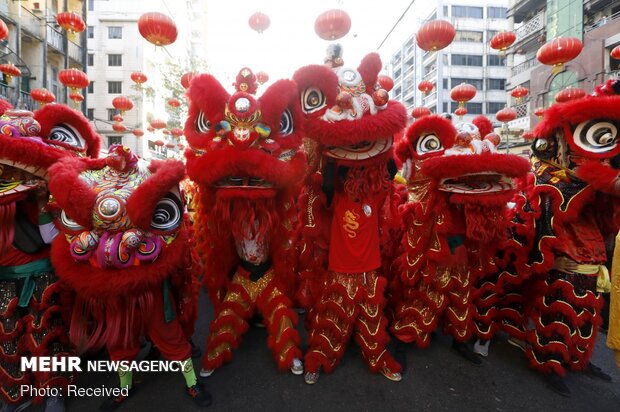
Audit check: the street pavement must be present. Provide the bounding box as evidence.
[32,288,620,411]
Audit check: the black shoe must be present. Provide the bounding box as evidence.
[546,372,571,397]
[191,340,202,359]
[452,340,482,365]
[100,387,136,411]
[585,362,612,382]
[186,383,213,407]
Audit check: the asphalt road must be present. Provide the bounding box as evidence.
[30,288,620,412]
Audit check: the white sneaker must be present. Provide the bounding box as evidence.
[473,339,490,357]
[290,358,304,375]
[304,371,319,384]
[199,368,214,378]
[506,336,527,352]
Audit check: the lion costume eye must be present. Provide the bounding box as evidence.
[416,134,443,155]
[301,87,326,114]
[279,109,294,136]
[150,192,182,231]
[195,111,211,134]
[48,124,85,149]
[573,120,619,154]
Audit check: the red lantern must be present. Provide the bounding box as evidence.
[58,68,89,92]
[511,86,529,104]
[181,72,196,89]
[455,107,468,118]
[612,45,620,60]
[177,143,185,150]
[112,96,134,114]
[411,107,431,118]
[112,122,127,132]
[150,118,166,129]
[377,75,394,92]
[555,87,585,103]
[496,107,517,123]
[153,139,164,147]
[167,98,181,108]
[248,12,270,34]
[132,129,144,137]
[314,9,351,41]
[418,80,434,95]
[0,63,21,83]
[256,71,269,85]
[112,114,124,122]
[450,83,477,108]
[162,129,170,135]
[170,128,183,138]
[55,12,86,34]
[68,91,84,104]
[416,20,455,52]
[0,19,8,41]
[147,126,155,133]
[534,107,545,118]
[131,71,148,85]
[30,88,56,106]
[537,37,583,74]
[165,141,175,149]
[138,12,178,46]
[490,31,516,54]
[522,131,535,140]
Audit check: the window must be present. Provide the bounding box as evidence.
[452,6,483,19]
[87,53,94,66]
[88,0,94,11]
[108,27,122,39]
[488,7,507,19]
[394,69,401,80]
[108,136,123,147]
[88,81,94,94]
[108,54,122,66]
[87,26,94,39]
[87,108,95,120]
[451,78,483,91]
[487,102,505,114]
[454,30,483,43]
[487,55,506,66]
[442,79,449,89]
[107,108,118,121]
[450,102,483,114]
[487,78,506,90]
[442,102,448,113]
[393,87,401,99]
[451,54,483,66]
[108,81,122,94]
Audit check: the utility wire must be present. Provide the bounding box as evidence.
[377,0,417,51]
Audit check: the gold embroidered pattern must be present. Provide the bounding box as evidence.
[342,210,360,238]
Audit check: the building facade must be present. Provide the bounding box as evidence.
[0,0,86,110]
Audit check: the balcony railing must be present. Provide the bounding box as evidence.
[68,40,82,62]
[47,26,64,53]
[585,10,620,33]
[0,84,36,111]
[510,56,538,77]
[514,101,529,118]
[515,10,545,43]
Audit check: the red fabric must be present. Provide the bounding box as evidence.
[0,201,49,266]
[328,192,381,273]
[107,286,191,362]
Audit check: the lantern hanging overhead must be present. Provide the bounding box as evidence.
[418,80,434,95]
[177,143,185,150]
[0,63,21,83]
[496,107,517,123]
[153,139,164,147]
[612,45,620,60]
[138,12,178,46]
[132,129,144,137]
[181,72,196,89]
[55,12,86,34]
[112,122,127,132]
[522,131,535,140]
[68,91,84,104]
[248,12,270,34]
[411,107,431,119]
[112,114,124,122]
[256,71,269,85]
[131,71,148,85]
[147,126,155,133]
[167,98,181,108]
[150,118,166,130]
[112,96,134,114]
[490,31,516,55]
[165,140,176,149]
[30,88,56,106]
[162,129,170,135]
[555,86,586,103]
[377,75,394,92]
[455,107,468,118]
[511,86,529,104]
[0,19,8,41]
[58,68,89,92]
[534,107,545,118]
[170,127,183,138]
[314,9,351,41]
[450,82,477,108]
[416,20,455,53]
[536,37,583,74]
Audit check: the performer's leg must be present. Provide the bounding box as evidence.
[256,280,302,372]
[355,273,401,377]
[443,269,474,343]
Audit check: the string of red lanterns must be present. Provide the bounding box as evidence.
[490,31,516,55]
[411,107,431,119]
[55,12,86,34]
[131,71,148,85]
[537,37,583,74]
[555,86,586,103]
[314,9,351,41]
[496,107,517,123]
[138,12,178,46]
[0,63,21,83]
[416,20,455,53]
[418,80,434,96]
[30,88,56,106]
[450,82,477,109]
[511,86,529,104]
[112,96,134,115]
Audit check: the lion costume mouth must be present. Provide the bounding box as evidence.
[215,176,275,189]
[324,137,393,161]
[439,173,515,194]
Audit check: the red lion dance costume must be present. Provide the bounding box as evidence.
[47,146,210,408]
[293,49,407,384]
[184,70,306,376]
[0,104,100,410]
[389,114,529,363]
[480,80,620,396]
